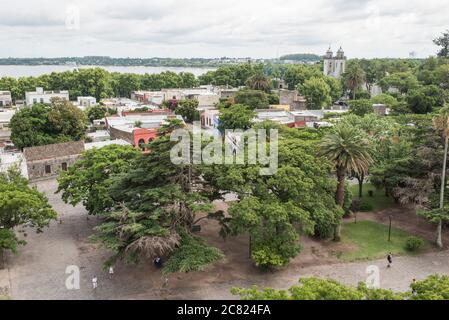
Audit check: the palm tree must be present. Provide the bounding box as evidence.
[320,125,373,241]
[344,64,366,100]
[246,73,271,92]
[432,107,449,248]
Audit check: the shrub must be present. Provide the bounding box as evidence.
[359,202,374,212]
[405,236,424,252]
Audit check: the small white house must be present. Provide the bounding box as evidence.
[0,91,12,107]
[25,87,69,105]
[77,96,97,108]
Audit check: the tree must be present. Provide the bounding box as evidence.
[434,30,449,58]
[379,72,419,95]
[422,109,449,248]
[246,73,271,92]
[299,77,332,109]
[92,120,223,271]
[175,99,200,123]
[283,64,322,90]
[86,105,108,123]
[407,86,444,114]
[323,76,343,102]
[217,104,255,132]
[343,63,366,100]
[319,125,372,240]
[370,94,398,108]
[10,99,87,149]
[0,168,57,268]
[234,89,270,110]
[57,145,140,216]
[203,127,342,268]
[348,99,373,117]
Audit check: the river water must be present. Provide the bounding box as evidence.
[0,65,215,78]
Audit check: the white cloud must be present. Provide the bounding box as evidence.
[0,0,447,58]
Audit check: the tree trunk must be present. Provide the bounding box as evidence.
[357,173,365,198]
[0,248,4,270]
[334,168,346,242]
[437,135,449,248]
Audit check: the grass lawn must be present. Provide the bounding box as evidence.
[349,183,396,212]
[339,220,430,262]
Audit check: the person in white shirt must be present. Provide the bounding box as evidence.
[92,276,98,289]
[109,266,114,279]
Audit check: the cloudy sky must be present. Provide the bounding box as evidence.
[0,0,448,59]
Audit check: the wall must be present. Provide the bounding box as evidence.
[26,154,80,181]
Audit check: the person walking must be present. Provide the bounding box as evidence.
[108,266,114,279]
[154,257,162,269]
[387,253,393,268]
[92,276,98,290]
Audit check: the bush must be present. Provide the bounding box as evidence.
[405,236,424,252]
[359,202,374,212]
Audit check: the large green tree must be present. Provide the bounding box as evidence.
[234,89,270,110]
[91,120,223,271]
[299,77,332,109]
[217,104,255,132]
[434,30,449,58]
[175,99,200,123]
[57,145,140,216]
[320,124,372,240]
[203,126,342,268]
[0,168,57,268]
[10,98,87,149]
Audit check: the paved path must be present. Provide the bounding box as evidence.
[1,179,449,300]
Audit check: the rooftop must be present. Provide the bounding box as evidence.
[23,141,85,162]
[84,139,131,150]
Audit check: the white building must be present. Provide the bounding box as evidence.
[77,96,97,109]
[323,47,346,79]
[0,91,12,107]
[86,130,110,142]
[25,87,69,105]
[0,151,28,179]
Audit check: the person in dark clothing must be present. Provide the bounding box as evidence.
[154,257,162,269]
[387,253,393,268]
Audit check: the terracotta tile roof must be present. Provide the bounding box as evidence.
[23,141,85,162]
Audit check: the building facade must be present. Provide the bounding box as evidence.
[323,47,346,79]
[77,96,97,108]
[0,91,12,107]
[25,87,69,105]
[23,141,84,181]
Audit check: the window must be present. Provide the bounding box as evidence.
[40,98,44,103]
[45,165,51,174]
[61,162,68,171]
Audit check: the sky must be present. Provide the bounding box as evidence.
[0,0,448,59]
